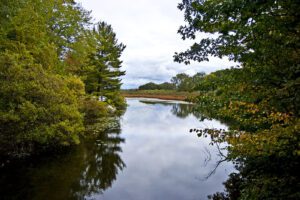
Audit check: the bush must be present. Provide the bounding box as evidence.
[0,50,85,157]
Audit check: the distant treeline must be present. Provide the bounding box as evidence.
[138,72,206,91]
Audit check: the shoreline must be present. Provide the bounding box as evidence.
[122,93,187,101]
[120,90,200,101]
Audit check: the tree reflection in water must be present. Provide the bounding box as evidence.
[140,100,205,120]
[171,103,194,119]
[72,122,125,199]
[0,118,125,200]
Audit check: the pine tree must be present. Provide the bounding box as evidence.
[84,22,126,108]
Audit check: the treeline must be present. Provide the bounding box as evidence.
[138,82,175,90]
[138,72,206,91]
[0,0,126,158]
[176,0,299,199]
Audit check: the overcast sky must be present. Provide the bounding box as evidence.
[76,0,235,89]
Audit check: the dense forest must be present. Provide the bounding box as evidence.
[0,0,126,159]
[175,0,299,199]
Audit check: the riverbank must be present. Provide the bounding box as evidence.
[121,90,199,101]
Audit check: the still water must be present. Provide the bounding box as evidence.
[0,98,234,200]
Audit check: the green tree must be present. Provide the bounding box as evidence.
[191,72,205,90]
[138,82,176,90]
[45,0,91,57]
[158,82,176,90]
[84,22,126,109]
[176,0,300,199]
[175,0,299,65]
[171,73,190,91]
[0,0,125,157]
[175,0,300,156]
[0,47,85,156]
[175,0,299,114]
[138,82,159,90]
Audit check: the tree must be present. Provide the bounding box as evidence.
[175,0,299,65]
[176,1,300,199]
[187,72,206,91]
[158,82,176,90]
[84,22,126,109]
[0,0,91,157]
[171,73,190,91]
[0,0,126,157]
[138,82,159,90]
[175,0,300,114]
[0,48,85,156]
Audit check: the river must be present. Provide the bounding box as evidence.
[0,98,235,200]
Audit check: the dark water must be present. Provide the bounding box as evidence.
[0,98,235,200]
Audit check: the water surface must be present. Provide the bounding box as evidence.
[0,98,234,200]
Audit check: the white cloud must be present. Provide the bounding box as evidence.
[76,0,236,89]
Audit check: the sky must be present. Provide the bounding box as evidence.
[76,0,236,89]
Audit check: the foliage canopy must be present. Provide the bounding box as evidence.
[0,0,126,157]
[175,0,300,199]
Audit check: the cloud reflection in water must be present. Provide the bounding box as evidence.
[97,98,235,200]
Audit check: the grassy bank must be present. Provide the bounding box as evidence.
[121,90,199,101]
